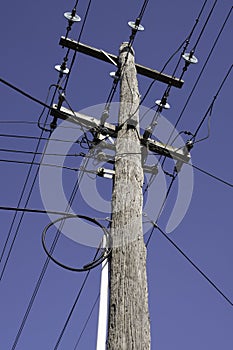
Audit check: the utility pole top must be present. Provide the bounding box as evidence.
[59,37,184,88]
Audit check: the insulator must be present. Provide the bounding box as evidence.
[128,21,144,31]
[155,99,171,109]
[64,12,81,22]
[109,71,120,80]
[54,65,69,74]
[182,52,198,64]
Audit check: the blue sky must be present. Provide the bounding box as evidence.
[0,1,232,349]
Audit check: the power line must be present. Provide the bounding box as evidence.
[0,206,83,216]
[0,120,80,130]
[138,0,150,19]
[9,157,92,350]
[0,133,81,143]
[137,0,209,109]
[191,0,218,52]
[0,138,50,280]
[0,148,84,157]
[100,0,151,118]
[53,251,100,350]
[191,162,233,188]
[63,0,93,92]
[0,158,97,173]
[144,214,233,307]
[0,77,82,279]
[0,120,37,125]
[73,293,100,349]
[168,5,233,142]
[144,0,217,129]
[144,5,233,191]
[145,173,177,246]
[0,77,53,110]
[192,64,232,142]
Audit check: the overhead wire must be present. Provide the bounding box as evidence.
[0,133,81,143]
[192,64,232,143]
[137,0,209,113]
[0,74,64,276]
[0,148,85,157]
[190,162,233,188]
[165,5,233,145]
[0,7,95,276]
[191,0,218,53]
[142,0,218,131]
[143,5,232,191]
[53,270,94,350]
[0,60,92,281]
[10,156,92,350]
[0,137,51,280]
[63,0,93,92]
[0,77,55,110]
[73,293,100,349]
[145,172,177,246]
[144,213,233,307]
[0,158,98,174]
[100,0,151,120]
[117,0,210,133]
[53,251,102,350]
[1,2,232,348]
[53,218,111,349]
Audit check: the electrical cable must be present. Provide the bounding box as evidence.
[0,148,85,157]
[0,137,51,280]
[190,162,233,188]
[165,5,233,145]
[0,77,54,110]
[137,0,209,113]
[37,83,63,132]
[0,73,83,280]
[0,91,59,275]
[171,0,208,78]
[138,0,150,19]
[192,64,232,143]
[0,206,87,216]
[0,38,73,253]
[144,213,233,307]
[0,120,81,130]
[140,0,218,130]
[0,133,81,143]
[9,156,93,350]
[143,5,233,191]
[0,158,97,173]
[73,292,100,349]
[191,0,218,52]
[145,173,177,246]
[63,0,93,92]
[53,221,111,350]
[0,120,38,125]
[100,0,151,119]
[52,257,99,350]
[42,215,111,272]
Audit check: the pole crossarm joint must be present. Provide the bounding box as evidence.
[59,37,184,88]
[51,105,191,166]
[141,137,191,163]
[51,104,117,136]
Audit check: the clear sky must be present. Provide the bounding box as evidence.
[0,0,232,349]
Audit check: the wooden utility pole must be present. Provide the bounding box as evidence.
[51,36,190,350]
[107,43,150,350]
